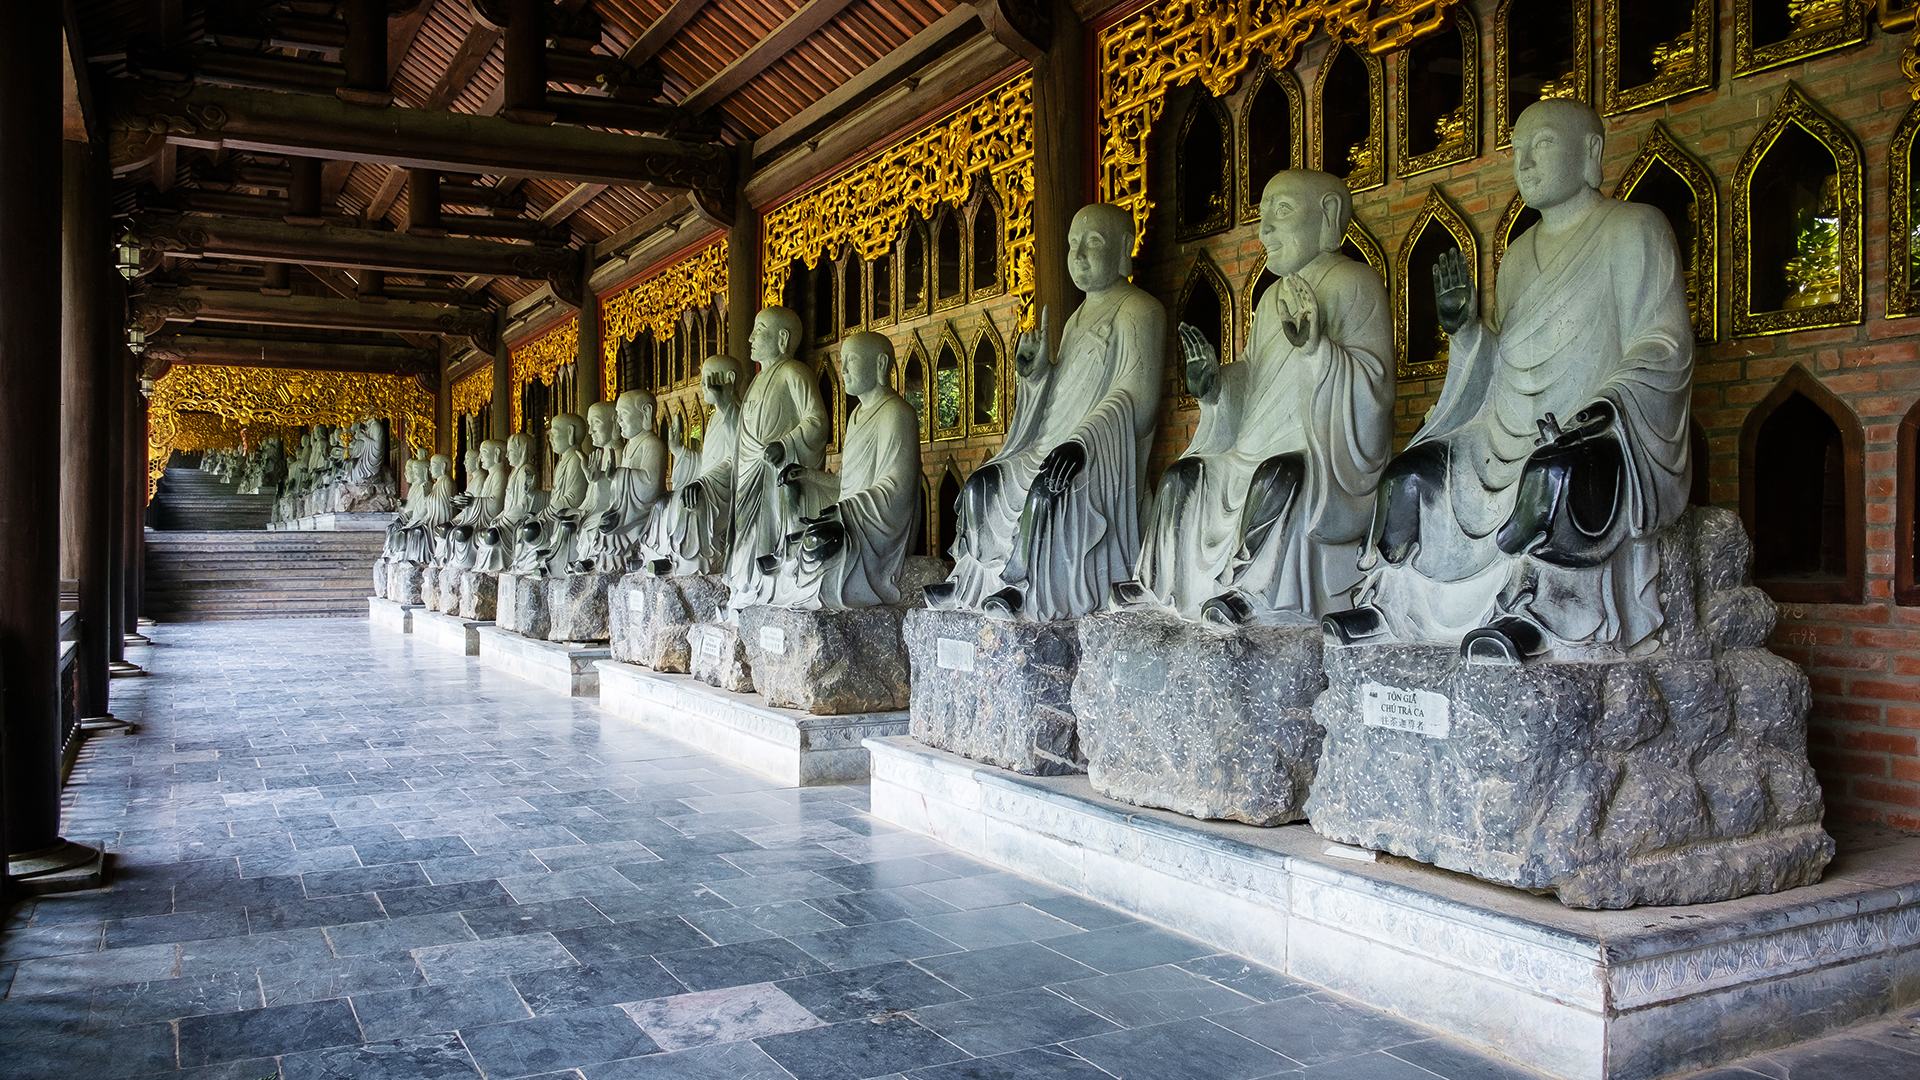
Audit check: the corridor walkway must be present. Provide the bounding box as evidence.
[0,619,1912,1080]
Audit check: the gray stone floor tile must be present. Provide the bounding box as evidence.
[326,912,476,957]
[580,1040,795,1080]
[621,982,824,1050]
[0,920,105,960]
[912,986,1119,1057]
[0,1020,179,1080]
[8,941,180,996]
[259,947,429,1004]
[554,918,713,966]
[654,937,833,991]
[1209,994,1431,1067]
[178,996,363,1066]
[91,971,264,1025]
[378,878,516,917]
[909,872,1073,911]
[905,1043,1116,1079]
[1068,1016,1297,1080]
[503,866,647,904]
[1049,963,1260,1027]
[681,899,846,944]
[1038,921,1212,974]
[510,961,688,1015]
[757,1013,969,1080]
[350,976,534,1041]
[1178,955,1315,1004]
[280,1031,483,1080]
[911,904,1084,950]
[777,960,968,1023]
[704,870,853,907]
[414,933,577,982]
[463,1004,661,1078]
[462,897,614,939]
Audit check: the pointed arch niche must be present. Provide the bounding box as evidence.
[1733,0,1870,78]
[932,325,966,440]
[969,179,1005,301]
[1239,62,1304,224]
[1397,4,1479,178]
[1615,121,1719,343]
[816,362,843,454]
[899,342,930,441]
[1494,0,1590,150]
[1895,393,1920,604]
[1732,83,1862,337]
[1888,101,1920,319]
[900,211,930,320]
[1395,188,1477,381]
[1740,365,1864,603]
[1177,253,1233,409]
[969,316,1007,437]
[1603,0,1714,115]
[1176,89,1235,241]
[1311,42,1385,193]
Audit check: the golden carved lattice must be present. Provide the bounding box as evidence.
[761,75,1036,329]
[509,316,579,430]
[452,364,493,419]
[601,238,729,394]
[1096,0,1461,251]
[147,366,435,497]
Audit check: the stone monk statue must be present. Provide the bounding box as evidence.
[511,412,590,576]
[925,203,1166,621]
[474,433,544,573]
[572,390,668,574]
[764,331,923,609]
[1120,170,1394,625]
[1324,100,1694,662]
[727,307,830,609]
[345,416,387,484]
[649,354,743,575]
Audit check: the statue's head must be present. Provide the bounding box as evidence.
[615,389,656,438]
[840,331,894,399]
[464,448,483,476]
[750,307,803,368]
[701,353,744,408]
[586,401,620,449]
[1067,203,1135,293]
[429,452,450,479]
[1512,99,1605,211]
[1260,170,1352,276]
[549,412,585,455]
[479,438,506,470]
[404,456,427,486]
[506,432,533,467]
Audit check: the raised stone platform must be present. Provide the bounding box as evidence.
[270,511,397,532]
[477,625,607,696]
[904,608,1082,775]
[739,605,912,715]
[866,735,1920,1080]
[367,596,419,633]
[414,608,490,656]
[599,662,906,786]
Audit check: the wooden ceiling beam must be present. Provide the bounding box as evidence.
[679,0,858,115]
[366,165,408,224]
[620,0,710,66]
[146,334,440,380]
[132,285,497,353]
[540,183,607,227]
[424,21,503,110]
[109,81,734,200]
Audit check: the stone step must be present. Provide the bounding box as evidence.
[144,519,381,621]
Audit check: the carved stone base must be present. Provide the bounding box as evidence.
[496,572,550,640]
[1306,507,1836,909]
[1074,610,1325,826]
[415,608,489,655]
[476,625,607,697]
[687,621,754,693]
[545,571,618,643]
[458,571,498,622]
[367,596,418,633]
[608,573,728,672]
[739,605,912,715]
[385,561,425,606]
[903,608,1082,776]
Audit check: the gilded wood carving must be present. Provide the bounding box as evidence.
[1733,0,1870,78]
[509,317,580,431]
[599,238,729,395]
[1602,0,1715,115]
[1890,100,1920,319]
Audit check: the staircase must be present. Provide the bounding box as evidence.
[149,468,275,531]
[144,531,385,621]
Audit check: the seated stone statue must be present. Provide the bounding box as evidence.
[434,445,495,570]
[1119,171,1394,626]
[509,412,590,577]
[925,203,1167,621]
[1324,99,1694,662]
[572,390,668,575]
[649,354,743,575]
[473,433,543,573]
[381,454,429,561]
[763,331,923,609]
[401,453,455,564]
[727,307,830,610]
[345,417,387,484]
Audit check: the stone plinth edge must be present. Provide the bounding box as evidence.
[599,662,906,786]
[367,596,419,633]
[414,608,492,656]
[476,625,608,697]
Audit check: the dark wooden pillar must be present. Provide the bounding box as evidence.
[106,277,126,667]
[499,0,547,120]
[61,140,113,721]
[287,156,323,221]
[576,266,601,411]
[122,370,149,649]
[340,0,392,106]
[405,168,442,234]
[2,3,97,877]
[1029,0,1089,356]
[491,308,512,437]
[726,142,758,366]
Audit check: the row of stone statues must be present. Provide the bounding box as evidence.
[271,418,399,523]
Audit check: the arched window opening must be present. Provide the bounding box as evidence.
[872,253,894,325]
[1177,256,1231,404]
[911,476,930,560]
[812,256,837,345]
[971,329,1001,431]
[1399,7,1476,175]
[1315,43,1383,190]
[782,258,808,316]
[1742,368,1863,603]
[1748,126,1838,316]
[843,254,864,332]
[1497,0,1587,148]
[933,337,963,438]
[1177,91,1233,240]
[935,210,963,306]
[1241,64,1301,222]
[903,347,928,441]
[818,367,840,451]
[971,188,1003,297]
[902,212,929,316]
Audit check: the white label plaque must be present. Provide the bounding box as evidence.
[627,590,646,620]
[1360,682,1451,738]
[759,626,787,655]
[699,630,723,660]
[936,637,975,672]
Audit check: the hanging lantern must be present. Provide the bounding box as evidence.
[127,325,147,354]
[137,374,155,399]
[115,225,142,280]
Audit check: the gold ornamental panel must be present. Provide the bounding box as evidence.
[1096,0,1462,252]
[452,364,494,419]
[1731,82,1863,338]
[1602,0,1715,116]
[509,316,579,430]
[1394,186,1478,381]
[762,76,1036,329]
[601,238,729,393]
[1734,0,1870,78]
[147,365,435,496]
[1614,121,1720,343]
[1890,100,1920,318]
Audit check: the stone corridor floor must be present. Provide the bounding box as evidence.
[0,619,1915,1080]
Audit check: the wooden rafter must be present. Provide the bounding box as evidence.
[621,0,711,66]
[681,0,859,114]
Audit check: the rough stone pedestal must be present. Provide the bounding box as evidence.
[1074,610,1325,825]
[1306,506,1836,909]
[548,572,618,643]
[688,621,753,693]
[608,573,728,672]
[420,566,442,613]
[904,608,1082,775]
[739,605,911,715]
[385,561,425,606]
[371,556,389,598]
[458,571,498,621]
[496,572,550,640]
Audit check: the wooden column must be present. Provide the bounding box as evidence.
[340,0,390,104]
[491,308,512,437]
[123,375,149,649]
[576,267,601,412]
[106,275,127,667]
[1029,0,1089,355]
[499,0,547,120]
[726,142,758,367]
[1,4,97,876]
[61,140,114,720]
[434,342,453,457]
